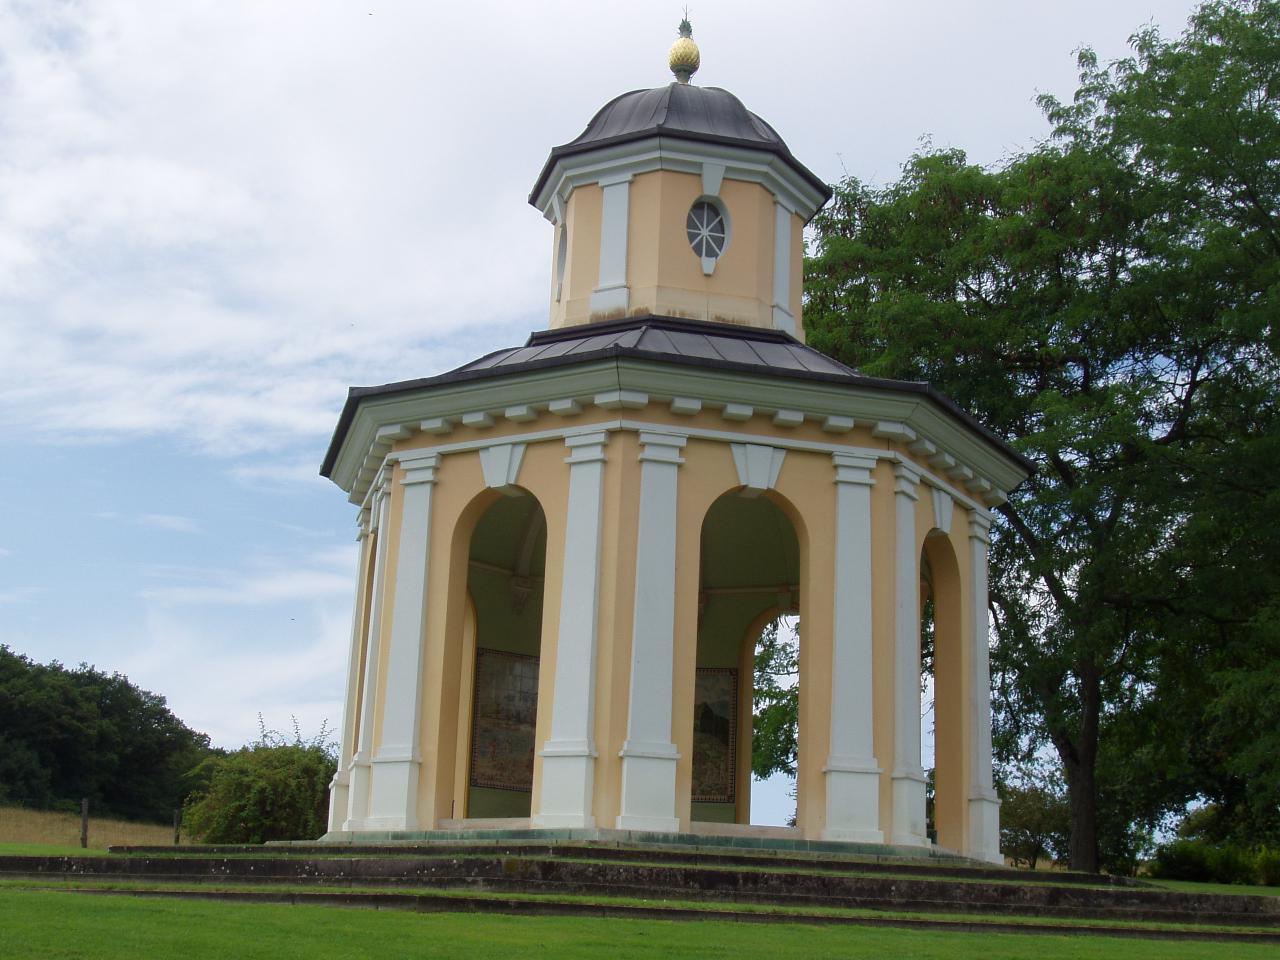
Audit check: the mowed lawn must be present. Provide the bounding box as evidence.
[0,889,1271,960]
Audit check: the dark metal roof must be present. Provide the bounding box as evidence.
[320,315,1033,479]
[530,83,832,206]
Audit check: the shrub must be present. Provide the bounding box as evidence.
[1253,848,1280,887]
[1150,839,1213,881]
[1207,844,1256,885]
[183,743,335,844]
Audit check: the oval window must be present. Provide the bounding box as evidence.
[686,200,727,259]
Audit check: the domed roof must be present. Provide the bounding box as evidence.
[530,83,830,206]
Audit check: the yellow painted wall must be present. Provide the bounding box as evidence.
[359,406,987,849]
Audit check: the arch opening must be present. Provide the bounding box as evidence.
[921,532,964,851]
[461,490,548,819]
[692,490,800,827]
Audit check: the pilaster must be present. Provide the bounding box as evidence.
[327,507,372,833]
[590,175,631,314]
[343,472,394,831]
[365,450,439,831]
[616,431,686,832]
[534,431,609,828]
[771,198,795,335]
[891,461,929,846]
[822,453,883,842]
[966,511,1002,863]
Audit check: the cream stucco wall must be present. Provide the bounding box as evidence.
[335,401,1000,854]
[550,169,806,337]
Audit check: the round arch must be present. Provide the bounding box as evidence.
[921,529,964,852]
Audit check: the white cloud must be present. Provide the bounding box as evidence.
[0,586,43,605]
[0,547,13,558]
[137,513,202,534]
[139,544,355,607]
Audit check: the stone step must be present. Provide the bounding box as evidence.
[3,853,1276,927]
[110,839,1127,887]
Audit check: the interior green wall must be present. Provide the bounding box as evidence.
[694,493,799,825]
[465,494,547,819]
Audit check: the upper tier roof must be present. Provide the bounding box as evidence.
[320,315,1033,480]
[530,83,831,206]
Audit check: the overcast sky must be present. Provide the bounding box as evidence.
[0,0,1202,824]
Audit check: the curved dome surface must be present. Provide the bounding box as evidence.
[530,83,829,205]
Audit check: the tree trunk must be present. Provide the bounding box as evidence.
[1065,660,1101,873]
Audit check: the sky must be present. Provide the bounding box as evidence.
[0,0,1203,825]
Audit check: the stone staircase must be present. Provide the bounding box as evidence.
[2,839,1277,943]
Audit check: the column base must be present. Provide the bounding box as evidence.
[341,756,372,832]
[967,792,1003,864]
[367,755,421,831]
[533,745,597,829]
[616,742,679,833]
[822,757,883,843]
[891,767,929,847]
[327,769,350,834]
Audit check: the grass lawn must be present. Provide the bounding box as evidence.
[0,806,175,850]
[0,888,1272,960]
[0,843,117,857]
[1144,878,1280,897]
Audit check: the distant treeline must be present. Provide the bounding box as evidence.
[0,645,218,822]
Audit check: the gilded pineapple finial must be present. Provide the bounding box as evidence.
[668,13,700,84]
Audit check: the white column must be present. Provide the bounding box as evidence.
[343,473,394,831]
[771,199,795,335]
[534,430,609,828]
[823,453,884,842]
[616,431,686,832]
[366,450,440,831]
[967,511,1002,863]
[891,461,929,846]
[327,506,372,833]
[590,174,631,314]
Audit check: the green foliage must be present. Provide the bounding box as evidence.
[751,618,798,780]
[0,645,213,821]
[805,0,1280,870]
[998,778,1070,869]
[1150,837,1276,885]
[182,720,336,844]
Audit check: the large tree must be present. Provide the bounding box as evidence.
[804,0,1280,870]
[0,645,214,821]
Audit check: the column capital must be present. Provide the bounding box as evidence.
[356,506,372,541]
[637,431,687,464]
[390,449,440,485]
[832,451,876,485]
[892,460,921,498]
[564,429,610,464]
[968,510,992,544]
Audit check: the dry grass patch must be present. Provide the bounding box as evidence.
[0,806,174,850]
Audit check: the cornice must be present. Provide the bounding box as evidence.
[327,357,1030,510]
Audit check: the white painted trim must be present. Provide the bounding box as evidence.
[701,162,725,197]
[548,398,582,416]
[535,135,829,224]
[343,480,393,831]
[772,409,805,427]
[328,513,373,833]
[534,430,609,829]
[366,455,439,830]
[591,178,630,313]
[930,486,954,535]
[721,403,753,421]
[504,405,538,423]
[594,390,648,410]
[617,431,686,831]
[772,200,793,335]
[461,411,494,429]
[731,443,786,494]
[891,461,928,846]
[966,510,1000,860]
[824,451,883,842]
[330,358,1024,506]
[670,397,702,415]
[478,442,526,490]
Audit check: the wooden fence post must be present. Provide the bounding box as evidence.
[173,808,181,846]
[80,798,89,849]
